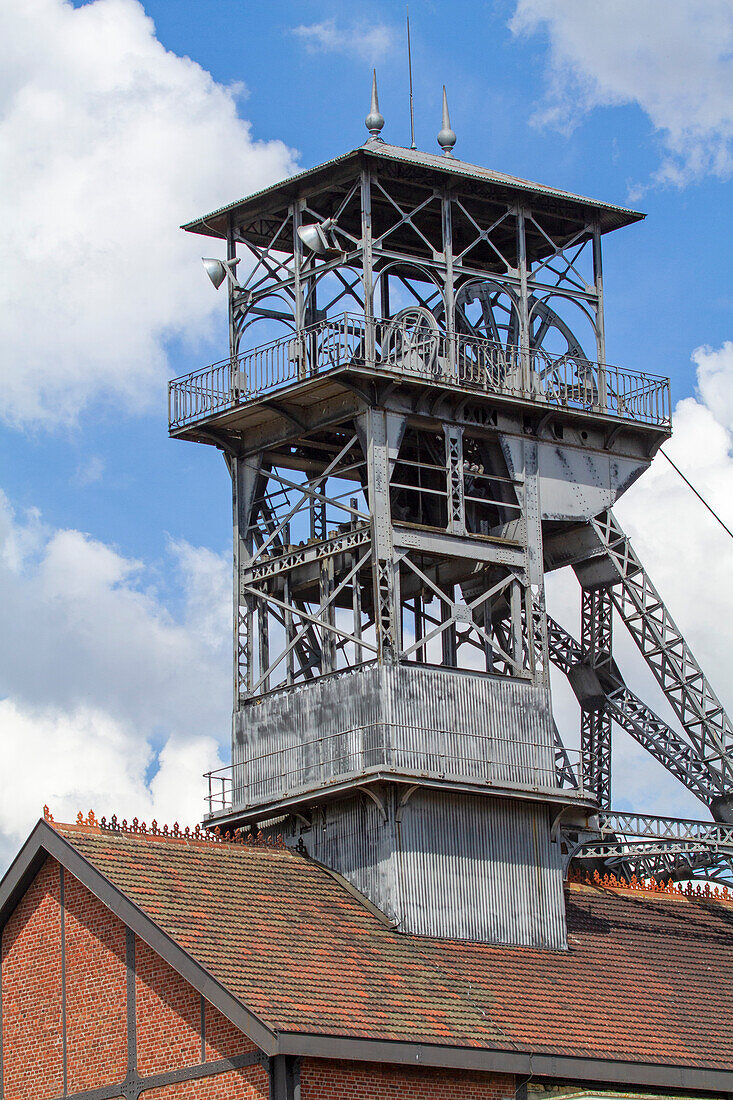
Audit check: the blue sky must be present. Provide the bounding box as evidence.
[1,0,733,861]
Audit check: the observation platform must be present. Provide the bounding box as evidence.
[203,663,596,830]
[204,724,593,829]
[169,312,671,445]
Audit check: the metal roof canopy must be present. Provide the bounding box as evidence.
[182,143,645,260]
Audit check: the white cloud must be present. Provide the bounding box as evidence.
[291,18,396,62]
[509,0,733,188]
[0,0,298,427]
[74,455,105,486]
[0,489,229,854]
[0,699,224,844]
[694,340,733,432]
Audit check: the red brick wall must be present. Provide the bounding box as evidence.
[301,1059,515,1100]
[205,999,257,1062]
[136,935,203,1074]
[2,856,515,1100]
[145,1067,269,1100]
[135,935,257,1073]
[1,858,259,1100]
[1,858,63,1100]
[64,868,127,1091]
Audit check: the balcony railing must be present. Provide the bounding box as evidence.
[203,723,588,816]
[169,312,671,431]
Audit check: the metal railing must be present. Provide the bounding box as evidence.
[169,313,671,431]
[203,723,587,815]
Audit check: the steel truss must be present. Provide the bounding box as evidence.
[232,412,546,702]
[579,587,613,808]
[544,505,733,882]
[209,150,733,886]
[225,161,607,387]
[566,811,733,885]
[589,511,733,808]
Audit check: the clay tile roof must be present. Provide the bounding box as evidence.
[40,822,733,1068]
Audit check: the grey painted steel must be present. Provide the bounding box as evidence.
[231,664,562,813]
[274,1032,733,1094]
[546,612,727,805]
[126,925,137,1076]
[280,787,567,949]
[588,511,733,818]
[169,314,671,433]
[269,1055,301,1100]
[174,131,727,926]
[181,144,644,242]
[561,810,733,884]
[500,436,648,523]
[61,865,68,1096]
[584,810,733,855]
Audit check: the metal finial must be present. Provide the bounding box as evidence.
[437,85,456,157]
[365,69,385,142]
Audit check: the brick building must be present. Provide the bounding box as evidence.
[2,814,732,1100]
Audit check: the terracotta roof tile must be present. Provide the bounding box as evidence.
[54,823,733,1067]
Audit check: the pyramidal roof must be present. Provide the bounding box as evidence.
[182,141,644,240]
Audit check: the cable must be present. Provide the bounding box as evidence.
[659,447,733,541]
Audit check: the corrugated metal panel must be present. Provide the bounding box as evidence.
[396,790,566,949]
[233,665,555,809]
[280,787,566,950]
[314,796,401,926]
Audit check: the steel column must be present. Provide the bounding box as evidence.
[580,586,613,808]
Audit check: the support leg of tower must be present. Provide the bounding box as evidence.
[579,585,613,808]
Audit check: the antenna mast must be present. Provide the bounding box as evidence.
[407,7,416,149]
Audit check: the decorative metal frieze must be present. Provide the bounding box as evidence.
[244,525,371,584]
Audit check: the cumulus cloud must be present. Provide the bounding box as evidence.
[509,0,733,188]
[291,18,396,62]
[0,0,298,427]
[694,341,733,433]
[0,489,230,855]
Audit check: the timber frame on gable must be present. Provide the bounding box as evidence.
[2,820,733,1097]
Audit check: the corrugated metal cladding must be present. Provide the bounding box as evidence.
[233,664,555,809]
[271,786,567,950]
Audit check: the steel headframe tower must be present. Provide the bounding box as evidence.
[170,92,733,946]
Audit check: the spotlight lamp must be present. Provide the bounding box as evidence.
[202,256,242,290]
[296,219,339,256]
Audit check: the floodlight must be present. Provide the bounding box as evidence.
[296,219,337,256]
[202,257,241,290]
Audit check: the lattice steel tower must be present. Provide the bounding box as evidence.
[170,86,733,947]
